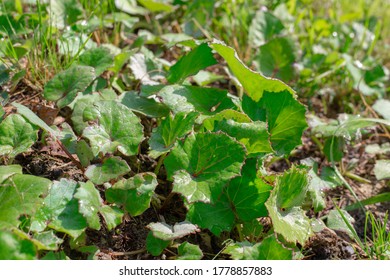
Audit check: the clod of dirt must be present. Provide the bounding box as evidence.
[304,227,364,260]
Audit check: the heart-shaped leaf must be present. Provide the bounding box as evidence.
[85,156,130,185]
[78,47,114,76]
[0,173,51,229]
[30,179,87,238]
[43,65,96,108]
[105,172,158,216]
[83,101,144,157]
[227,159,272,221]
[0,114,38,158]
[164,132,246,203]
[243,90,307,155]
[186,194,235,236]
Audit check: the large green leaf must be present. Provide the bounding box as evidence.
[154,85,236,115]
[211,41,294,102]
[83,100,144,156]
[243,90,307,155]
[30,179,87,238]
[105,172,158,216]
[227,159,272,221]
[149,111,198,158]
[187,195,235,236]
[265,166,312,245]
[0,231,36,260]
[164,132,246,203]
[0,114,38,158]
[167,43,217,84]
[78,47,114,76]
[43,65,96,108]
[85,156,130,185]
[0,173,51,229]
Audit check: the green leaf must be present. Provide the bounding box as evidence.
[138,0,173,12]
[146,231,170,256]
[0,114,38,158]
[49,0,83,29]
[43,66,96,108]
[0,231,36,260]
[244,90,307,155]
[224,235,292,260]
[74,181,123,230]
[106,172,158,216]
[177,242,203,260]
[99,206,123,231]
[277,166,309,209]
[85,156,130,185]
[257,37,296,81]
[83,101,144,156]
[193,70,224,86]
[227,159,272,221]
[374,160,390,180]
[74,181,102,230]
[213,119,273,155]
[119,91,170,118]
[326,209,355,238]
[76,140,94,167]
[323,136,345,162]
[167,43,217,84]
[154,85,236,115]
[147,221,199,241]
[149,111,198,158]
[31,231,63,251]
[30,179,87,238]
[0,174,51,229]
[248,10,284,47]
[70,94,102,134]
[164,132,246,203]
[187,195,235,236]
[202,109,251,131]
[78,47,114,76]
[211,41,294,102]
[0,164,22,184]
[265,166,313,245]
[306,167,329,212]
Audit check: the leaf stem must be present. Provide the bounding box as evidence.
[154,153,167,176]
